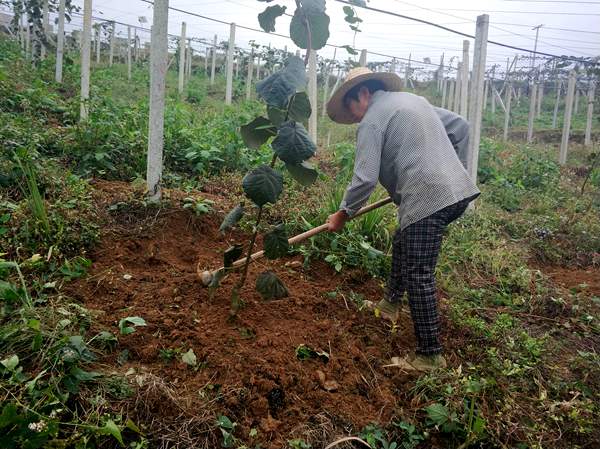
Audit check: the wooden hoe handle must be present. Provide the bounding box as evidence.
[202,197,393,277]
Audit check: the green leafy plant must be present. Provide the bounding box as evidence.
[212,3,332,316]
[216,415,237,448]
[118,316,147,335]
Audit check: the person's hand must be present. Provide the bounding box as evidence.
[327,210,349,232]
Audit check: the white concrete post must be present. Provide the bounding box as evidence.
[55,0,66,83]
[552,81,561,129]
[574,88,580,115]
[246,51,254,100]
[178,22,186,94]
[204,47,209,75]
[405,53,411,89]
[308,49,318,142]
[188,42,193,79]
[441,78,447,108]
[80,0,92,122]
[559,71,576,165]
[453,64,461,113]
[536,82,543,117]
[491,80,496,116]
[127,26,132,80]
[321,49,336,118]
[359,49,367,67]
[483,79,488,111]
[42,0,49,59]
[134,29,138,62]
[503,83,512,142]
[256,54,261,80]
[460,39,469,118]
[225,23,236,105]
[109,22,115,66]
[584,82,595,147]
[390,58,396,74]
[210,34,217,85]
[95,25,101,64]
[25,20,30,60]
[527,82,537,143]
[447,80,455,111]
[148,0,169,202]
[466,14,489,181]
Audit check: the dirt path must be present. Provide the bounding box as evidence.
[67,180,422,448]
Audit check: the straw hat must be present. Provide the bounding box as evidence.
[326,67,402,124]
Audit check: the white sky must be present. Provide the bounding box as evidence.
[28,1,600,73]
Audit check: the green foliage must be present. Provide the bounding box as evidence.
[272,121,317,164]
[295,343,329,361]
[290,0,330,50]
[263,224,290,259]
[219,203,245,233]
[242,165,284,207]
[118,316,147,335]
[258,5,287,32]
[255,271,289,299]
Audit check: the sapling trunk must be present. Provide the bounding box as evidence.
[230,154,278,315]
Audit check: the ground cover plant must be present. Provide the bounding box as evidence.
[1,9,599,449]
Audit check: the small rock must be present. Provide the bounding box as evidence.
[123,274,133,280]
[315,370,339,392]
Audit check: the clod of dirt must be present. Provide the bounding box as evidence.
[315,370,339,392]
[267,387,285,415]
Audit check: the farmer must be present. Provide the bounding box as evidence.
[326,67,480,372]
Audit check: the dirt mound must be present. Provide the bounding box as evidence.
[68,180,425,448]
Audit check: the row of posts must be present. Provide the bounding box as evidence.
[18,0,594,198]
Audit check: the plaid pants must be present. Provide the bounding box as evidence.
[387,196,476,355]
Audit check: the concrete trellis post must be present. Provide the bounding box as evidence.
[147,0,169,202]
[405,53,411,89]
[225,23,236,105]
[460,39,469,118]
[256,54,261,80]
[536,82,543,117]
[127,26,132,80]
[55,0,66,83]
[466,14,489,182]
[483,79,488,111]
[552,81,561,129]
[441,79,447,108]
[453,64,461,113]
[178,22,186,94]
[42,0,49,59]
[246,52,254,100]
[308,50,318,143]
[503,83,512,142]
[585,83,595,146]
[527,82,537,143]
[359,49,367,67]
[134,29,138,62]
[491,80,496,116]
[109,22,115,66]
[95,25,100,64]
[559,71,576,165]
[204,47,209,75]
[211,36,217,85]
[321,48,336,118]
[447,80,455,111]
[80,0,92,122]
[390,58,396,74]
[574,88,580,115]
[188,44,193,79]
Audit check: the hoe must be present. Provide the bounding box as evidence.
[199,197,393,286]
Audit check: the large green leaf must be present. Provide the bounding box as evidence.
[288,92,312,122]
[290,7,330,50]
[219,203,244,233]
[272,121,317,164]
[242,165,284,207]
[224,244,244,268]
[256,271,289,299]
[256,56,306,108]
[425,403,451,426]
[286,161,318,186]
[267,106,286,127]
[240,117,277,149]
[258,5,286,32]
[263,224,289,259]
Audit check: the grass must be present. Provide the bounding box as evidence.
[1,33,599,449]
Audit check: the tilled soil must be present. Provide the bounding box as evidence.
[67,180,428,448]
